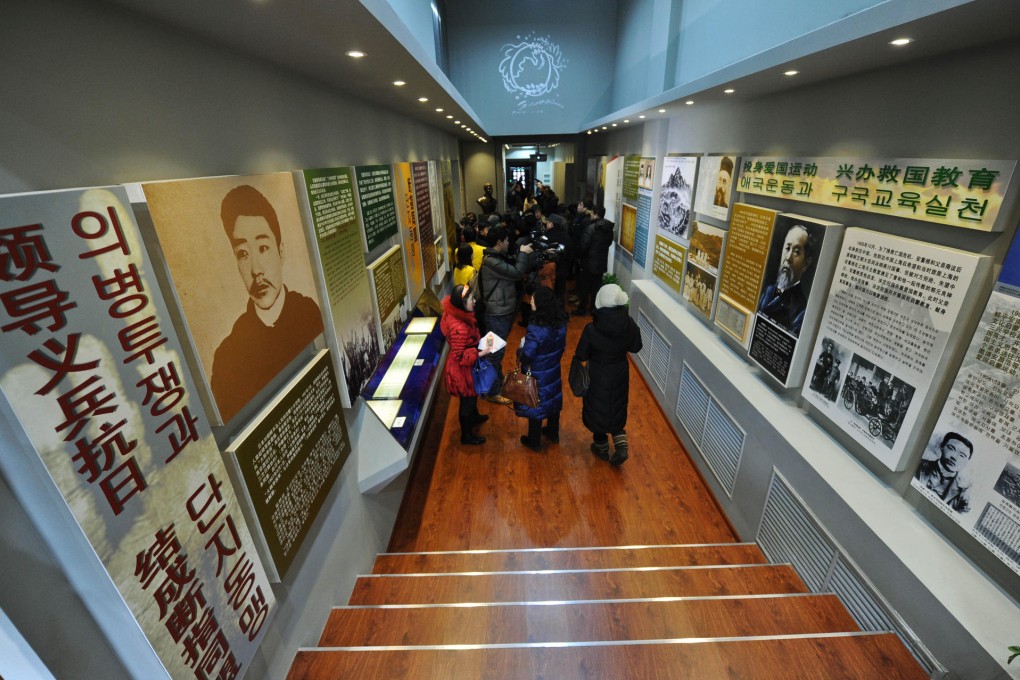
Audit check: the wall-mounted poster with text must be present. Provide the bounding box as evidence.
[801,228,991,471]
[411,161,437,284]
[910,231,1020,576]
[657,155,699,245]
[747,213,843,387]
[0,187,274,678]
[681,221,726,321]
[368,245,410,352]
[300,168,380,406]
[738,156,1016,232]
[223,349,350,581]
[652,234,687,295]
[394,162,425,303]
[715,203,779,348]
[694,154,739,223]
[143,173,324,424]
[354,164,398,252]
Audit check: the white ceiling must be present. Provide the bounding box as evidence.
[102,0,1020,140]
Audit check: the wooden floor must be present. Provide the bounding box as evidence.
[388,312,738,553]
[288,309,929,679]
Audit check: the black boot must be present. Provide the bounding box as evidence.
[591,437,610,461]
[610,432,629,466]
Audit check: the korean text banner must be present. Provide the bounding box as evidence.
[739,157,1016,232]
[0,187,274,678]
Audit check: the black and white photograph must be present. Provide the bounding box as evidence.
[808,336,848,402]
[840,355,916,448]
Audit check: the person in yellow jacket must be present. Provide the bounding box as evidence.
[453,244,476,288]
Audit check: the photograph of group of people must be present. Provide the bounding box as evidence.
[838,354,915,449]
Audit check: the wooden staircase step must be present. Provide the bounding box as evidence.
[287,632,928,679]
[318,593,858,646]
[348,564,807,606]
[371,542,767,574]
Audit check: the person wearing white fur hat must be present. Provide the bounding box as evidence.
[572,282,643,465]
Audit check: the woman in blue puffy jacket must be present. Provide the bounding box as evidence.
[515,286,568,452]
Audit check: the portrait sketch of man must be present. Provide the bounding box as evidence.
[143,173,325,424]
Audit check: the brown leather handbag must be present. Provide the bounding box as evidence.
[501,364,539,407]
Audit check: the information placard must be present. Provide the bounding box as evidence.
[651,234,687,294]
[368,245,409,352]
[224,349,349,580]
[802,228,991,470]
[715,203,779,347]
[301,167,380,406]
[910,232,1020,575]
[354,164,398,252]
[411,161,437,284]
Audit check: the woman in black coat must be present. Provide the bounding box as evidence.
[573,283,643,465]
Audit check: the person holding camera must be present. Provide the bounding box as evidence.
[575,205,614,316]
[479,226,533,404]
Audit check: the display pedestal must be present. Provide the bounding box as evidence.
[357,312,446,493]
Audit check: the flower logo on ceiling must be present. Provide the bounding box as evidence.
[499,34,567,110]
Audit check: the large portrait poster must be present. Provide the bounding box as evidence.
[354,164,398,252]
[715,203,779,348]
[143,173,324,425]
[0,187,273,677]
[747,213,842,387]
[910,232,1020,576]
[411,161,437,284]
[681,221,726,321]
[394,162,425,303]
[694,154,738,223]
[657,155,699,245]
[300,168,380,407]
[801,228,990,471]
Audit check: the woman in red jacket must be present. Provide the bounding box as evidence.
[440,283,492,445]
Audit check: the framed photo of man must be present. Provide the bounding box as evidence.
[143,172,325,425]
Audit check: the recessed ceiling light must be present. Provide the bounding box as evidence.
[392,80,405,86]
[418,97,428,102]
[460,124,466,128]
[658,109,666,113]
[623,119,630,123]
[889,37,913,46]
[784,70,799,76]
[612,123,617,127]
[435,107,443,112]
[454,120,461,124]
[446,115,453,119]
[724,88,735,94]
[685,100,694,105]
[638,115,645,119]
[587,131,592,135]
[602,126,607,130]
[345,50,366,58]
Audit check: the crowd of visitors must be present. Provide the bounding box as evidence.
[440,181,643,465]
